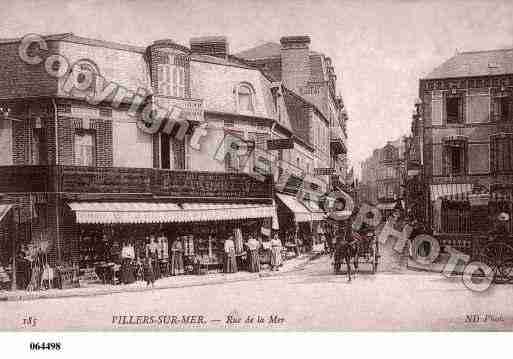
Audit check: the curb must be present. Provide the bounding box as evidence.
[0,254,319,302]
[406,261,464,276]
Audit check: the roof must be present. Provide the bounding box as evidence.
[425,48,513,79]
[236,42,281,60]
[0,33,146,53]
[190,53,254,69]
[236,41,322,61]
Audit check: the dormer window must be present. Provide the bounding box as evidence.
[236,83,255,114]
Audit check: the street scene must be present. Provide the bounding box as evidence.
[1,0,513,333]
[3,253,513,331]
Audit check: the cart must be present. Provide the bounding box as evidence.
[355,231,380,274]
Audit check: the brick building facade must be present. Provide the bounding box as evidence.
[418,48,513,254]
[0,33,347,272]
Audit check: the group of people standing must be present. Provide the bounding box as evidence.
[222,233,283,274]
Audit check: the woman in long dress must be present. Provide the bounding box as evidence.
[170,239,184,276]
[143,257,155,287]
[224,236,237,273]
[246,235,260,273]
[270,234,283,271]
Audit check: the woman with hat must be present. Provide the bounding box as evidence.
[270,234,283,271]
[224,236,237,273]
[246,234,260,273]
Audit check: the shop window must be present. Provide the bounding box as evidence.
[446,95,464,124]
[490,134,513,174]
[441,200,471,233]
[74,130,96,166]
[236,83,255,113]
[443,141,467,176]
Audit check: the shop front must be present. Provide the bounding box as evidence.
[68,201,275,284]
[275,193,327,256]
[0,166,276,290]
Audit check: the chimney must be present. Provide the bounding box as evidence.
[190,36,229,59]
[280,36,311,93]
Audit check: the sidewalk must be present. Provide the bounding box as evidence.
[0,253,319,302]
[406,253,466,276]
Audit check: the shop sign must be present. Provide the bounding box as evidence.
[314,168,335,176]
[267,138,294,150]
[60,166,272,199]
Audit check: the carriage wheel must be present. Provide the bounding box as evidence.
[479,242,513,284]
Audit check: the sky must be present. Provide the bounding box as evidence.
[2,0,513,174]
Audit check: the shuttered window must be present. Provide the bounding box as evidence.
[468,91,490,123]
[491,92,513,123]
[490,134,513,174]
[431,92,443,126]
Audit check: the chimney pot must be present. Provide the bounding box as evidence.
[190,36,229,59]
[280,36,311,49]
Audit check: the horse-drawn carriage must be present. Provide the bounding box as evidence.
[353,230,379,274]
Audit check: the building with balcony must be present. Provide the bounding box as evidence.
[419,48,513,255]
[0,33,343,278]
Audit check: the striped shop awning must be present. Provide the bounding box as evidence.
[68,202,275,224]
[430,183,473,202]
[276,193,321,222]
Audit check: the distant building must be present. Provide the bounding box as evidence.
[359,137,406,219]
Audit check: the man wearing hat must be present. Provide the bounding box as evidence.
[489,212,510,243]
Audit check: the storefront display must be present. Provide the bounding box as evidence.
[73,216,272,284]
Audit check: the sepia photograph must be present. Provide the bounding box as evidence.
[0,0,513,345]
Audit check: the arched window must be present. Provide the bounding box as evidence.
[236,83,255,113]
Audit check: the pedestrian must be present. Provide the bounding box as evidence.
[143,256,155,287]
[147,235,161,279]
[120,241,135,284]
[246,234,260,273]
[270,233,283,271]
[489,212,510,243]
[223,236,237,273]
[170,238,184,276]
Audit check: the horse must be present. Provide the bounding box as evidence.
[333,237,359,282]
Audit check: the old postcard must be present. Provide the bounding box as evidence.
[1,0,513,339]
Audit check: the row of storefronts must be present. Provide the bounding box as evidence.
[0,167,337,289]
